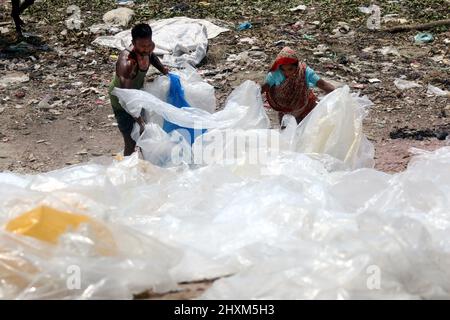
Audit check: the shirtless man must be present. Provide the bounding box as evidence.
[108,23,168,156]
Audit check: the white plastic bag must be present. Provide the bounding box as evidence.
[93,17,229,67]
[394,78,422,90]
[113,80,270,130]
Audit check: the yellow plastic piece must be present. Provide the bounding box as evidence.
[5,206,117,256]
[6,206,90,244]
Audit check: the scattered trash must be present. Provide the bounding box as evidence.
[390,127,447,141]
[89,23,122,35]
[414,32,434,44]
[382,14,408,24]
[359,5,381,30]
[103,8,135,27]
[394,78,422,90]
[302,34,315,41]
[116,0,134,5]
[291,20,305,31]
[171,3,190,12]
[274,40,294,47]
[37,96,52,110]
[239,37,257,45]
[289,4,307,12]
[351,83,366,89]
[379,46,400,57]
[237,21,252,31]
[0,72,29,88]
[331,22,354,38]
[65,5,83,31]
[368,78,381,83]
[0,27,10,34]
[0,107,5,114]
[427,84,449,97]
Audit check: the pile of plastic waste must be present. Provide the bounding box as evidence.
[1,67,450,300]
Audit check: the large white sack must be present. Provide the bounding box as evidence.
[93,17,229,67]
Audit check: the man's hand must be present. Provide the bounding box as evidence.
[162,66,169,75]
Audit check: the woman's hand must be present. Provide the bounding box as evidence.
[317,79,336,94]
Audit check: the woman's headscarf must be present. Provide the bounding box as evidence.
[270,47,299,72]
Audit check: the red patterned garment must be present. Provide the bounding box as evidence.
[266,47,317,123]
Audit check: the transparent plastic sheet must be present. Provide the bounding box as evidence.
[114,82,372,170]
[292,86,375,169]
[113,80,270,130]
[200,147,450,299]
[0,156,181,299]
[1,148,450,299]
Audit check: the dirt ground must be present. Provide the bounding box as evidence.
[0,0,449,299]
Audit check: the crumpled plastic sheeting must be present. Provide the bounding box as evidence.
[137,65,217,130]
[200,147,450,299]
[114,80,269,131]
[291,86,375,169]
[114,82,372,170]
[0,156,181,299]
[92,17,229,67]
[2,146,450,299]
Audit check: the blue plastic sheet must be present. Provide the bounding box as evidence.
[163,73,207,144]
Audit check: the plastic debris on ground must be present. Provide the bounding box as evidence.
[92,17,229,67]
[65,5,83,31]
[394,78,422,90]
[427,84,449,97]
[0,72,29,87]
[414,32,434,44]
[2,68,450,300]
[289,5,307,12]
[237,22,252,31]
[102,8,135,27]
[359,5,381,30]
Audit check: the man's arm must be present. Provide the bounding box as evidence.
[317,79,335,94]
[116,54,137,89]
[150,53,169,75]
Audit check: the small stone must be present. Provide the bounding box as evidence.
[15,90,26,99]
[76,149,88,155]
[436,131,449,141]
